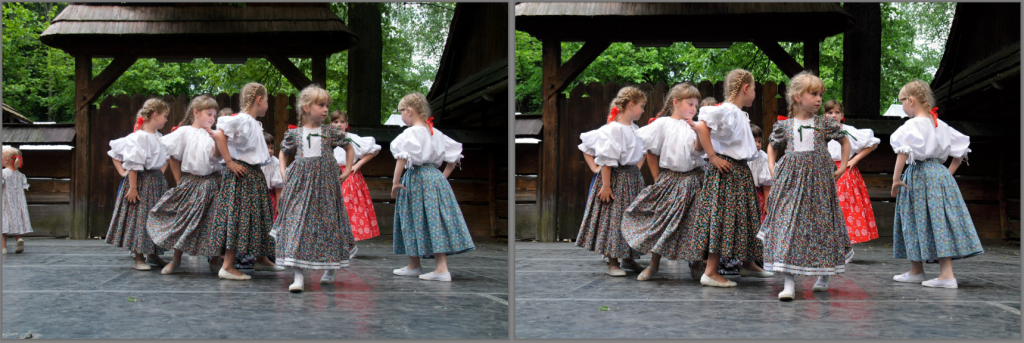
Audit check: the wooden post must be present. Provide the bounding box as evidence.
[539,38,561,243]
[71,55,92,240]
[347,3,383,126]
[312,54,327,90]
[804,39,820,76]
[842,3,882,118]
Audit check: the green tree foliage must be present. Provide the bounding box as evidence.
[2,2,453,123]
[515,2,953,116]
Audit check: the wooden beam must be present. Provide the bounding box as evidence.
[552,41,610,94]
[347,3,383,127]
[71,54,92,240]
[752,39,804,78]
[842,3,882,118]
[804,39,819,76]
[77,55,138,112]
[538,39,561,242]
[267,56,312,90]
[312,54,327,89]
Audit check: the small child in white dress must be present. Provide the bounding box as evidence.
[2,147,33,254]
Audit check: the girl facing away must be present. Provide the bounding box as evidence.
[106,98,171,270]
[390,92,475,282]
[147,95,226,274]
[889,80,982,289]
[576,86,648,277]
[209,82,283,280]
[272,84,357,292]
[823,99,881,244]
[621,82,706,281]
[684,69,773,287]
[2,147,32,254]
[758,71,853,300]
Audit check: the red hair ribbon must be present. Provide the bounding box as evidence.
[840,117,846,123]
[715,103,721,106]
[231,113,238,116]
[171,126,179,132]
[426,117,435,135]
[607,107,619,124]
[929,107,939,127]
[288,125,298,130]
[134,117,146,132]
[647,117,657,125]
[777,115,788,121]
[14,156,22,169]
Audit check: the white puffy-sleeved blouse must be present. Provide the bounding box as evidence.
[215,112,271,166]
[890,116,971,164]
[261,156,285,189]
[637,117,703,172]
[696,103,758,161]
[389,126,463,169]
[334,132,383,167]
[108,130,168,171]
[747,150,773,187]
[828,124,881,161]
[578,121,645,167]
[161,126,223,176]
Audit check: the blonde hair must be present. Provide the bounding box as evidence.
[218,107,234,117]
[329,110,348,124]
[723,69,755,103]
[608,86,646,123]
[179,94,220,127]
[700,96,718,108]
[239,82,268,113]
[655,82,701,118]
[295,84,332,126]
[399,92,431,120]
[135,98,170,131]
[2,146,20,161]
[786,71,826,116]
[823,99,844,114]
[899,79,936,110]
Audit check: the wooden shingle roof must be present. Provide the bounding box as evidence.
[40,3,358,58]
[2,102,33,124]
[516,3,854,42]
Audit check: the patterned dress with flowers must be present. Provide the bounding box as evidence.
[828,124,882,244]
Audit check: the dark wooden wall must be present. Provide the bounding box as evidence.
[14,149,73,237]
[81,93,506,240]
[516,81,1019,243]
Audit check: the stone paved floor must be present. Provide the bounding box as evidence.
[2,236,509,339]
[514,238,1020,339]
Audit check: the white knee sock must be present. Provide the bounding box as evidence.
[783,273,795,292]
[293,268,304,285]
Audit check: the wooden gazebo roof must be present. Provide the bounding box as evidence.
[40,3,358,58]
[516,3,854,42]
[2,102,33,124]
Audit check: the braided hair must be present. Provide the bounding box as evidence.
[723,69,755,104]
[239,82,267,114]
[134,98,170,131]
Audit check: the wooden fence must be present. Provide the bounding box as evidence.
[515,81,1020,243]
[16,149,73,237]
[82,93,506,240]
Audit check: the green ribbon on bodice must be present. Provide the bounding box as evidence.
[797,125,858,142]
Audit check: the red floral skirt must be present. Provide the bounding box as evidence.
[341,167,380,241]
[756,186,766,223]
[835,162,879,244]
[269,188,279,221]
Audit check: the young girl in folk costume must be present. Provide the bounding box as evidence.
[390,92,475,282]
[758,71,853,300]
[576,86,648,277]
[823,99,881,244]
[261,132,285,220]
[210,82,283,280]
[889,80,982,289]
[621,83,705,281]
[3,147,32,254]
[748,124,773,223]
[148,95,225,274]
[273,85,357,292]
[331,111,382,244]
[683,70,773,287]
[106,99,171,270]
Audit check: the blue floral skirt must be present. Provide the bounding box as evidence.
[893,158,983,262]
[393,164,475,258]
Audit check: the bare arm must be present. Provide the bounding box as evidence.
[443,161,457,178]
[949,157,962,175]
[583,153,600,174]
[767,144,776,178]
[597,165,613,202]
[126,170,139,203]
[351,151,378,173]
[834,137,850,180]
[391,158,408,198]
[848,143,877,168]
[278,149,289,182]
[645,153,660,181]
[339,144,355,182]
[168,158,182,184]
[694,121,730,173]
[112,159,128,178]
[214,130,245,176]
[890,153,909,197]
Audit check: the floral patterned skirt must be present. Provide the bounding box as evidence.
[836,162,879,244]
[575,165,643,259]
[894,158,983,262]
[621,168,703,260]
[105,170,167,255]
[341,167,380,241]
[681,156,762,262]
[208,162,274,257]
[148,173,223,256]
[271,156,355,270]
[393,164,475,258]
[758,151,852,275]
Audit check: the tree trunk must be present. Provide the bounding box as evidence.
[347,3,383,126]
[842,3,882,118]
